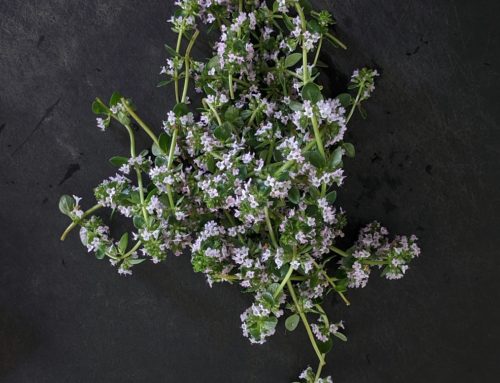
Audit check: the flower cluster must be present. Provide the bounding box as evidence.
[59,1,420,381]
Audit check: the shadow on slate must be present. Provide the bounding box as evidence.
[1,0,500,382]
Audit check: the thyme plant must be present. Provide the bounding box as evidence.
[59,1,420,381]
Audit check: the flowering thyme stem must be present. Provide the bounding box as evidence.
[181,29,200,103]
[346,80,365,123]
[123,240,141,258]
[121,100,160,147]
[313,260,350,306]
[313,36,323,68]
[325,32,347,50]
[248,102,265,126]
[164,127,178,209]
[363,260,388,266]
[330,245,350,257]
[264,206,279,248]
[124,124,149,222]
[228,73,235,100]
[311,114,326,159]
[274,262,295,299]
[286,280,326,367]
[275,140,316,177]
[205,100,223,126]
[314,304,329,382]
[174,30,184,103]
[295,3,310,82]
[314,357,326,382]
[60,204,102,241]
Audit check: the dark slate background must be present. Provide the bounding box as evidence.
[1,0,499,382]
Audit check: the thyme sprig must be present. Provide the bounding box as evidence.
[59,1,420,381]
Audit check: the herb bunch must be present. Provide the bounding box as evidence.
[59,1,420,381]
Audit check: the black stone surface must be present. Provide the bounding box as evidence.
[1,1,499,382]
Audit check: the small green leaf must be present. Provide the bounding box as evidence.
[206,56,219,71]
[58,195,75,216]
[326,191,337,204]
[224,106,240,122]
[109,91,123,106]
[333,332,348,342]
[261,292,275,307]
[206,155,216,173]
[156,80,172,88]
[329,146,344,168]
[283,14,295,31]
[285,53,302,68]
[288,187,300,204]
[334,278,348,293]
[133,215,145,229]
[343,143,355,158]
[159,133,172,154]
[92,100,108,115]
[307,19,322,34]
[308,150,326,168]
[308,186,320,199]
[214,123,232,141]
[95,247,106,260]
[285,314,300,331]
[129,258,147,265]
[152,143,162,157]
[288,100,303,112]
[164,43,178,57]
[318,338,333,353]
[241,109,252,120]
[302,82,323,103]
[109,156,128,167]
[267,283,280,297]
[173,102,189,117]
[337,93,352,108]
[118,233,129,254]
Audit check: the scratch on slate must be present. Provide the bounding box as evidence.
[12,97,61,156]
[58,163,80,185]
[0,123,5,135]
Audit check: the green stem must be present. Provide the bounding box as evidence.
[363,260,387,266]
[164,127,179,209]
[264,207,279,248]
[181,29,200,103]
[311,114,326,159]
[314,355,326,382]
[248,102,265,126]
[274,263,294,299]
[295,3,309,83]
[313,305,328,382]
[285,69,303,80]
[265,140,275,164]
[121,100,160,147]
[174,30,184,103]
[206,100,223,126]
[286,280,326,366]
[228,73,235,99]
[325,32,347,50]
[232,77,250,87]
[123,241,142,257]
[274,140,316,177]
[313,35,323,67]
[167,128,178,169]
[60,204,102,241]
[313,260,350,306]
[321,183,327,197]
[346,81,365,123]
[330,245,350,257]
[124,124,148,222]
